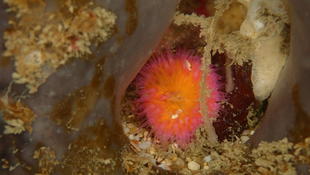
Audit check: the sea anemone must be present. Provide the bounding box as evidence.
[134,51,222,145]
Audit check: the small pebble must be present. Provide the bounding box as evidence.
[175,158,185,167]
[241,130,251,136]
[241,136,249,143]
[203,155,212,162]
[128,134,135,140]
[188,161,200,171]
[203,165,209,170]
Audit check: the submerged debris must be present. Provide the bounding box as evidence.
[187,161,200,171]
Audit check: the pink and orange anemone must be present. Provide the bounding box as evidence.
[134,51,222,146]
